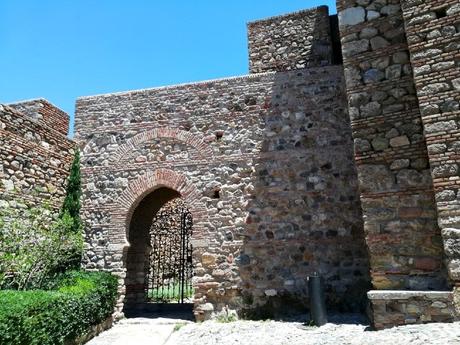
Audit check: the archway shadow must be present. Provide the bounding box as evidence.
[124,303,195,320]
[122,186,194,321]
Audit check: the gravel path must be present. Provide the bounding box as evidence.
[167,320,460,345]
[87,317,460,345]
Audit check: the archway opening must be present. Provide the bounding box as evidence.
[123,186,194,318]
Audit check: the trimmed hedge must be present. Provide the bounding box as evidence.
[0,270,118,345]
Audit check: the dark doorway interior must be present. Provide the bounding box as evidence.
[123,187,194,319]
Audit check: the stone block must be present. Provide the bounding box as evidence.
[370,37,390,50]
[364,69,385,84]
[432,164,459,178]
[358,164,395,192]
[389,135,409,147]
[339,7,365,27]
[372,137,389,151]
[342,39,369,57]
[425,121,457,134]
[452,78,460,91]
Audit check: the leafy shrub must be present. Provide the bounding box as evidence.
[0,205,83,290]
[0,270,118,345]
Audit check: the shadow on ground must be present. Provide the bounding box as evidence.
[123,303,194,321]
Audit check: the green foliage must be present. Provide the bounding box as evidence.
[147,281,193,303]
[216,313,238,323]
[216,306,238,323]
[0,204,83,290]
[0,270,118,345]
[173,322,188,332]
[61,149,82,233]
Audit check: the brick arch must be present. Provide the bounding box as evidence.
[111,127,214,163]
[111,168,207,246]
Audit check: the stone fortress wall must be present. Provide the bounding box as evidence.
[73,2,460,327]
[75,68,369,319]
[0,99,74,213]
[74,5,373,320]
[2,0,459,330]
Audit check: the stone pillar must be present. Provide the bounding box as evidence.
[400,0,460,287]
[337,0,446,291]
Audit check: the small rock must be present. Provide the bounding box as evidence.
[386,64,401,80]
[370,36,389,50]
[360,27,378,39]
[363,69,385,83]
[390,159,410,170]
[392,51,409,64]
[265,289,277,297]
[372,137,389,151]
[367,10,380,21]
[452,78,460,91]
[390,135,410,147]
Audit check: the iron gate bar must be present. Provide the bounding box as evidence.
[146,201,193,304]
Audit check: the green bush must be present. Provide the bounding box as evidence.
[0,270,118,345]
[0,204,83,290]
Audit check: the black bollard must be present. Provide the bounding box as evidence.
[308,273,327,326]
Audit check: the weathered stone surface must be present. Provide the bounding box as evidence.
[427,144,447,154]
[363,69,385,84]
[339,7,365,27]
[360,27,378,39]
[390,159,410,170]
[338,0,450,322]
[385,64,401,80]
[4,2,459,330]
[425,121,457,134]
[371,137,389,151]
[355,138,371,152]
[389,135,410,148]
[368,290,457,330]
[436,190,456,202]
[358,165,394,192]
[367,11,380,21]
[447,3,460,15]
[248,6,332,73]
[75,63,369,318]
[432,164,458,178]
[452,78,460,91]
[392,51,409,64]
[396,169,430,188]
[342,39,369,57]
[444,236,460,258]
[0,103,74,217]
[447,260,460,281]
[419,83,451,96]
[370,37,390,50]
[381,4,400,16]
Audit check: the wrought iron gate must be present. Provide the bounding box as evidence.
[146,200,193,303]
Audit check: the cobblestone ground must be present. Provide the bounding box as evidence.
[87,317,460,345]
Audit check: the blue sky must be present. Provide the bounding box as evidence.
[0,1,336,136]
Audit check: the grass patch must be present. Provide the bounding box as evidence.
[147,282,193,303]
